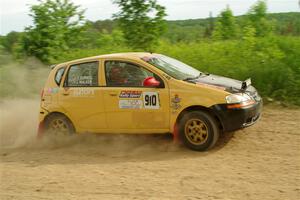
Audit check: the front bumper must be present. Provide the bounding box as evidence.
[210,100,263,132]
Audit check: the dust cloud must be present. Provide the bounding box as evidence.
[0,55,49,99]
[0,97,176,153]
[0,56,48,148]
[0,99,40,148]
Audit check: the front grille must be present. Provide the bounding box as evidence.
[243,114,260,127]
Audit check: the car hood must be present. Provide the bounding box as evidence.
[193,74,252,94]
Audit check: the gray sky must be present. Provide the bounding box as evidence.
[0,0,299,35]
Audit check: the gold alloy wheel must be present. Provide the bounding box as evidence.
[49,119,69,135]
[184,119,209,145]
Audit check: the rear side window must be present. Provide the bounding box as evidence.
[54,67,65,86]
[66,62,99,87]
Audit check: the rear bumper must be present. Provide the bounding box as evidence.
[210,100,263,132]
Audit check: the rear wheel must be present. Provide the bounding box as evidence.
[44,113,75,136]
[178,111,219,151]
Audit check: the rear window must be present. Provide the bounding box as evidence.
[66,62,99,87]
[54,67,65,86]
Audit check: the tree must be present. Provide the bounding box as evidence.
[204,11,215,38]
[212,6,237,40]
[1,32,22,53]
[113,0,166,50]
[247,0,273,37]
[23,0,85,63]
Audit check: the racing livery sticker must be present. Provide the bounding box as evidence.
[143,92,160,109]
[45,88,59,94]
[119,100,143,109]
[171,94,181,113]
[119,91,142,98]
[78,76,93,85]
[73,88,95,97]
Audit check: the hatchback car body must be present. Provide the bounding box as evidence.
[38,52,262,151]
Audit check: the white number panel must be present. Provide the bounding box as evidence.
[143,92,160,109]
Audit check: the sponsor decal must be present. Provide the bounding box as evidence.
[143,92,160,109]
[68,76,94,86]
[45,88,59,94]
[73,88,95,97]
[119,100,143,109]
[78,76,93,85]
[171,94,181,113]
[119,91,142,98]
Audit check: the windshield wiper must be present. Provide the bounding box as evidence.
[183,72,202,81]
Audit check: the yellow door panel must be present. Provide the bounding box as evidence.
[58,60,106,131]
[103,87,169,131]
[101,59,170,133]
[59,87,106,130]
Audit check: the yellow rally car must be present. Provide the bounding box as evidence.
[38,52,262,151]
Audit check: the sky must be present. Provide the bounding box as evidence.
[0,0,299,35]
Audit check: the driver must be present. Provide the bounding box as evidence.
[109,66,128,86]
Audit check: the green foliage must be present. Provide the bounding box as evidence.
[204,12,215,38]
[22,0,86,63]
[112,0,167,50]
[213,6,238,40]
[1,32,22,53]
[246,0,274,37]
[81,21,126,49]
[242,25,256,49]
[268,12,300,36]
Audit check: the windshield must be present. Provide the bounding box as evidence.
[141,54,201,80]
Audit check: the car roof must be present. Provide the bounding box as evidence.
[55,52,155,68]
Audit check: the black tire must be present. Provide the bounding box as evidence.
[178,111,219,151]
[44,113,75,136]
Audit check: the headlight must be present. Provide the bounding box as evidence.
[226,93,252,104]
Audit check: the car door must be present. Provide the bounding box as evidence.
[102,60,170,133]
[59,60,106,132]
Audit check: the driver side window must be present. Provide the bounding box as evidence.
[105,61,162,87]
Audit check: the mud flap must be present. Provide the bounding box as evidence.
[173,123,180,143]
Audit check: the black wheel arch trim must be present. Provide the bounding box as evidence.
[176,105,224,131]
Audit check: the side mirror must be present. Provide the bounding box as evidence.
[143,76,160,87]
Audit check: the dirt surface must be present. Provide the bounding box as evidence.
[0,100,300,200]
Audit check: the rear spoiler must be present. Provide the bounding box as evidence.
[241,78,251,90]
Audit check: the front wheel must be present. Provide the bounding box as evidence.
[178,111,219,151]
